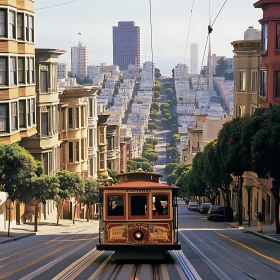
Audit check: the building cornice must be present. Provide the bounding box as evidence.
[231,40,261,53]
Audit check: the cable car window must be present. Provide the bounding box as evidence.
[131,195,147,216]
[153,195,168,216]
[107,195,124,216]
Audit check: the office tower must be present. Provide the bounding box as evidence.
[113,21,140,70]
[190,43,198,74]
[71,41,89,78]
[244,26,261,40]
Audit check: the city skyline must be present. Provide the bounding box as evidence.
[35,0,262,74]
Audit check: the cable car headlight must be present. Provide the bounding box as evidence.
[134,231,144,241]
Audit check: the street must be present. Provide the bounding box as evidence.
[1,204,280,279]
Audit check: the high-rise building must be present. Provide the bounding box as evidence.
[113,21,140,70]
[190,43,198,74]
[58,63,68,79]
[244,26,261,40]
[71,41,89,78]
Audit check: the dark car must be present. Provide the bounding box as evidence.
[199,203,212,214]
[207,205,226,221]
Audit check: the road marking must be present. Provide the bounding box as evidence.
[214,231,280,265]
[0,233,93,279]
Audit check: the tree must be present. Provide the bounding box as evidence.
[108,169,120,185]
[250,105,280,233]
[167,147,178,159]
[127,158,153,172]
[165,82,172,88]
[215,57,228,77]
[153,91,160,99]
[146,137,157,147]
[164,163,178,175]
[163,113,172,120]
[150,112,158,121]
[0,144,38,236]
[162,109,170,115]
[165,88,173,95]
[200,65,207,77]
[71,176,84,225]
[155,68,161,79]
[55,170,83,225]
[154,85,161,92]
[167,173,177,186]
[143,143,154,152]
[183,169,206,197]
[23,175,59,232]
[142,151,159,164]
[148,122,158,131]
[81,180,99,222]
[160,103,170,111]
[151,102,159,112]
[172,134,180,143]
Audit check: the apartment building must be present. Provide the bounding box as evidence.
[58,63,68,79]
[71,41,89,78]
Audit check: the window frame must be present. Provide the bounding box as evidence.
[128,194,149,220]
[17,13,24,40]
[0,57,7,86]
[260,70,267,97]
[11,102,17,131]
[99,152,105,170]
[68,142,73,162]
[19,100,26,128]
[0,103,8,132]
[10,56,16,86]
[0,9,7,38]
[99,127,105,144]
[75,141,79,162]
[41,112,49,136]
[251,70,258,92]
[276,23,280,50]
[8,10,15,39]
[275,71,280,98]
[152,193,171,219]
[75,107,79,128]
[262,23,268,51]
[29,15,34,42]
[18,57,25,84]
[68,108,73,128]
[105,193,126,220]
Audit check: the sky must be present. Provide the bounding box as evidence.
[34,0,263,75]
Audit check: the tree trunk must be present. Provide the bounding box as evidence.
[56,200,64,225]
[225,187,230,208]
[272,179,280,234]
[238,176,243,226]
[73,202,77,225]
[87,205,90,222]
[34,203,39,232]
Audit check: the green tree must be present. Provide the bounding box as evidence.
[165,88,173,95]
[155,68,161,79]
[108,169,120,185]
[150,112,158,121]
[81,180,99,222]
[148,122,158,131]
[162,109,170,115]
[151,102,159,112]
[55,170,83,225]
[163,113,172,120]
[0,144,38,236]
[153,91,160,99]
[142,151,159,164]
[154,85,161,92]
[160,103,170,111]
[183,169,206,197]
[172,134,180,143]
[143,143,154,152]
[164,163,178,175]
[200,65,207,77]
[146,137,157,147]
[24,175,59,232]
[167,173,177,186]
[215,57,228,77]
[165,82,172,88]
[167,147,178,159]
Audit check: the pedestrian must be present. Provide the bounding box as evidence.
[257,212,264,233]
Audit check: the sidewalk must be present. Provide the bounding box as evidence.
[225,220,280,245]
[0,218,99,244]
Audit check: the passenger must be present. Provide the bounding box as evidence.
[154,197,163,215]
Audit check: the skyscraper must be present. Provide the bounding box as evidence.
[113,21,140,70]
[190,43,198,74]
[71,41,89,78]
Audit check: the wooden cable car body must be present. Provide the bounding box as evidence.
[96,171,181,252]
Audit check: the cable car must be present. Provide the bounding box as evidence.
[96,170,181,257]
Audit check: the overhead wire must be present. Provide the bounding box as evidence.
[148,0,154,85]
[35,0,80,11]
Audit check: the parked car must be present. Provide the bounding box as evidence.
[199,203,212,214]
[207,205,226,221]
[188,202,199,211]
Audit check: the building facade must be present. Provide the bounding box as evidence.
[58,63,68,79]
[190,43,198,74]
[113,21,140,70]
[71,41,89,78]
[244,26,261,40]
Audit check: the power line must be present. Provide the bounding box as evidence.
[212,0,228,27]
[148,0,154,85]
[35,0,80,11]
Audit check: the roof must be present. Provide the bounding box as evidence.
[117,171,163,177]
[98,180,179,190]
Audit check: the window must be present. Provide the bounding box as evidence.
[17,13,24,40]
[131,195,147,216]
[275,71,280,98]
[99,127,105,144]
[31,99,35,125]
[89,129,93,147]
[19,100,26,128]
[68,108,73,128]
[30,58,34,83]
[262,23,268,51]
[40,71,48,92]
[89,99,93,117]
[75,107,79,128]
[0,104,8,132]
[89,159,94,176]
[10,57,16,86]
[100,153,105,169]
[11,102,17,130]
[43,153,48,175]
[153,195,169,216]
[75,142,79,162]
[25,14,29,41]
[0,58,7,85]
[69,142,73,162]
[81,139,85,160]
[26,57,30,84]
[251,71,258,92]
[9,11,15,39]
[41,112,48,136]
[27,99,30,126]
[251,106,257,116]
[18,57,25,84]
[29,16,34,42]
[81,106,85,127]
[277,23,280,50]
[237,71,246,91]
[260,70,267,97]
[0,10,6,37]
[107,195,124,216]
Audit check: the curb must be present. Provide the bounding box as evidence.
[244,230,280,245]
[224,222,241,229]
[0,232,36,244]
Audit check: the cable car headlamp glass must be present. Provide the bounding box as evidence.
[134,231,144,241]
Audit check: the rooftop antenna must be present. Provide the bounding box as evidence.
[78,32,82,45]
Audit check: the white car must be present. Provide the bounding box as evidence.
[188,202,199,211]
